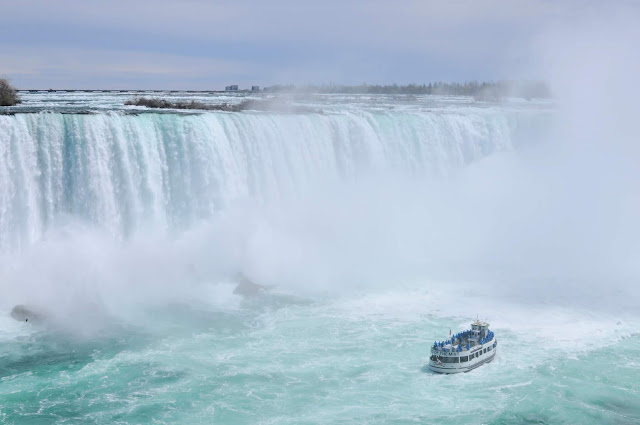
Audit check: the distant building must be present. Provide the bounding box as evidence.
[251,86,260,92]
[225,85,239,91]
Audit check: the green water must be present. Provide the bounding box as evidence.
[1,287,638,424]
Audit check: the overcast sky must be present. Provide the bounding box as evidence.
[0,0,636,89]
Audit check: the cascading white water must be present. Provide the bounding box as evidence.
[0,108,545,250]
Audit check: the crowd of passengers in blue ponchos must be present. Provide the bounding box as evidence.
[433,329,495,352]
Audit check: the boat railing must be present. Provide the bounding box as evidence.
[432,329,495,353]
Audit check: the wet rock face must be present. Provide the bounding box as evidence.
[10,305,46,323]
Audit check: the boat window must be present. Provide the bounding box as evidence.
[454,357,460,363]
[483,348,487,354]
[487,346,492,351]
[430,355,437,361]
[460,356,468,362]
[475,352,479,358]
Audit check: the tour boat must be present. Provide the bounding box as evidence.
[428,320,497,374]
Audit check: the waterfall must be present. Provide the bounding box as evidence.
[0,109,548,250]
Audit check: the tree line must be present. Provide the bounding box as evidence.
[264,80,552,99]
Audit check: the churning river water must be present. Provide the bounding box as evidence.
[0,92,638,424]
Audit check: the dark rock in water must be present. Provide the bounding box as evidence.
[10,305,46,324]
[233,275,267,297]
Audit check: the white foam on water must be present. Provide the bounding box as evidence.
[0,313,35,342]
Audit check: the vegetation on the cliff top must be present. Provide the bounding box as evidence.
[125,97,319,113]
[0,79,21,106]
[125,97,250,111]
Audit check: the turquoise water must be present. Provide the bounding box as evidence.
[2,286,638,424]
[1,93,638,424]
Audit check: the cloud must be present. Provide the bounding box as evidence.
[2,0,638,88]
[4,0,570,48]
[0,45,256,89]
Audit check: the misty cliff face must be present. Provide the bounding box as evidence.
[10,305,45,323]
[0,108,546,250]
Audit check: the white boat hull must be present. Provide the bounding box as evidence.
[428,348,496,374]
[428,339,497,374]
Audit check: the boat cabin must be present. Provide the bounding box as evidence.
[428,320,497,374]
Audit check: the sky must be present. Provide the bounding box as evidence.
[0,0,637,90]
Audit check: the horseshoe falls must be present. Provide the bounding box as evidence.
[0,106,533,249]
[0,93,639,425]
